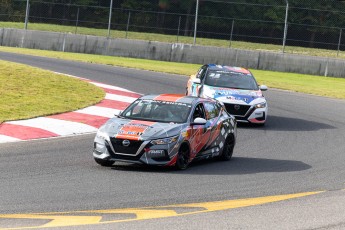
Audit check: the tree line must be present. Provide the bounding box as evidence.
[1,0,345,49]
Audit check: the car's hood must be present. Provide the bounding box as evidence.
[102,118,185,140]
[204,85,264,105]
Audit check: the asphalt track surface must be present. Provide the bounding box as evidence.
[1,51,345,229]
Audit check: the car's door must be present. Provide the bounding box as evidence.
[203,101,223,149]
[189,103,210,157]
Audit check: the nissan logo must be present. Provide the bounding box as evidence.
[122,140,130,147]
[234,105,240,110]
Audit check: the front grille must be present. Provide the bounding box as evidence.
[105,140,144,161]
[224,103,251,116]
[110,138,144,155]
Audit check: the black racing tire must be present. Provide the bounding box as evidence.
[94,158,115,167]
[219,134,235,161]
[175,145,190,170]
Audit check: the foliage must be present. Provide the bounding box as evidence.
[1,0,345,48]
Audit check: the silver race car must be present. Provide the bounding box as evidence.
[93,94,237,169]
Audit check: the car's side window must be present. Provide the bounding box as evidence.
[192,103,207,121]
[199,66,208,82]
[196,68,204,79]
[196,65,208,80]
[215,102,223,113]
[204,102,219,120]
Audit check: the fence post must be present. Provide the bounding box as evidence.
[337,28,343,57]
[62,33,66,52]
[75,8,79,34]
[24,0,30,30]
[282,0,289,53]
[107,0,114,38]
[193,0,199,45]
[126,11,131,39]
[229,19,235,48]
[324,59,329,77]
[177,16,181,43]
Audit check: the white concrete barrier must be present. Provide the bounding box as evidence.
[1,28,344,78]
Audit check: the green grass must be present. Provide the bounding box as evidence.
[1,46,345,100]
[251,69,345,99]
[1,21,345,59]
[0,60,105,123]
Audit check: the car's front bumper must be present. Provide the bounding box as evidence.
[93,139,177,166]
[223,103,267,124]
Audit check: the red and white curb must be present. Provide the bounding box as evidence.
[0,77,141,143]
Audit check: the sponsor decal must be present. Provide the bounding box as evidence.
[226,96,249,102]
[153,94,184,102]
[145,148,166,157]
[181,131,189,138]
[115,120,156,140]
[117,130,144,136]
[223,66,251,74]
[211,88,262,104]
[142,99,191,108]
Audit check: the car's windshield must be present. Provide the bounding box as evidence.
[121,99,192,123]
[204,70,259,90]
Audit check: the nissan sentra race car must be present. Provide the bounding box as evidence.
[93,94,237,169]
[187,64,268,125]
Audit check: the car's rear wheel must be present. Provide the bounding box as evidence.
[219,134,235,161]
[175,144,190,170]
[94,158,115,167]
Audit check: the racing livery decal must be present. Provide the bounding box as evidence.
[115,120,156,140]
[187,64,268,124]
[93,94,237,169]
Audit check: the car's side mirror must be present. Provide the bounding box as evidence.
[192,78,201,84]
[114,110,122,117]
[191,117,207,125]
[259,85,268,91]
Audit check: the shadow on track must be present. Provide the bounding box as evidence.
[110,156,311,175]
[238,115,336,131]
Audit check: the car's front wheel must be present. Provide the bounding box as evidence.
[219,134,235,161]
[94,158,115,167]
[175,144,190,170]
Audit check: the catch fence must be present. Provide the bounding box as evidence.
[1,0,345,55]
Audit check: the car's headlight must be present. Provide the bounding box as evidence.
[96,130,108,140]
[255,102,267,108]
[151,136,179,145]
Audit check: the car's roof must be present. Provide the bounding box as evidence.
[140,94,212,104]
[206,64,252,75]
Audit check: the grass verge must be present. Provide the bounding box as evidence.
[1,46,345,100]
[0,60,105,123]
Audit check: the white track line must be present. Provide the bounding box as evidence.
[75,106,121,118]
[8,117,97,135]
[91,82,134,92]
[0,135,21,143]
[105,93,138,103]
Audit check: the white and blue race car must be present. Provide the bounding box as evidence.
[187,64,268,125]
